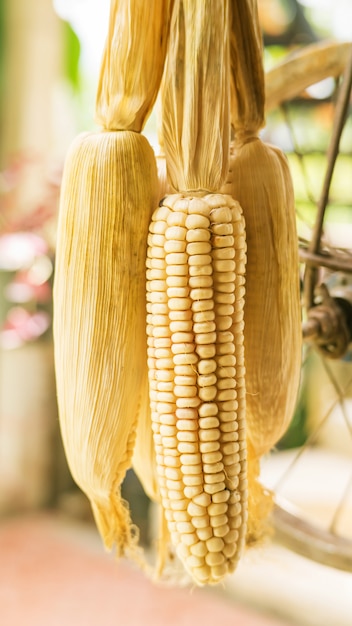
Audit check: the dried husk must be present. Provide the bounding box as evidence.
[96,0,174,131]
[226,0,301,457]
[156,153,171,200]
[54,0,172,559]
[246,439,273,546]
[229,0,265,137]
[222,0,301,546]
[223,139,302,456]
[54,130,158,555]
[161,0,231,192]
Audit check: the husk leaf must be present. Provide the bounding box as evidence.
[222,138,301,456]
[54,131,158,556]
[161,0,230,191]
[96,0,174,132]
[229,0,265,135]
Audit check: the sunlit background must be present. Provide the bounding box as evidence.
[0,2,352,625]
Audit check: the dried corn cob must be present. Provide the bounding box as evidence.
[225,0,302,456]
[138,0,248,585]
[146,192,247,585]
[54,0,172,558]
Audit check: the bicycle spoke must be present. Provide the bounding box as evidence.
[321,359,352,441]
[329,472,352,535]
[274,356,352,494]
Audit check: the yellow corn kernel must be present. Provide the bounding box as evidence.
[146,193,247,585]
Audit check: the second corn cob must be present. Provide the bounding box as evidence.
[135,0,249,585]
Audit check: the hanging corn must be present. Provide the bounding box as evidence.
[53,0,173,558]
[223,1,301,466]
[224,0,302,457]
[140,0,248,586]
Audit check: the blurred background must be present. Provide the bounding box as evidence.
[0,1,351,625]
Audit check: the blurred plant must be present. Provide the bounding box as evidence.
[0,154,61,349]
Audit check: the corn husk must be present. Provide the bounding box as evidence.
[223,140,302,457]
[226,0,301,457]
[246,439,273,546]
[229,0,265,136]
[161,0,230,192]
[54,0,172,559]
[132,373,160,504]
[223,1,301,545]
[96,0,173,132]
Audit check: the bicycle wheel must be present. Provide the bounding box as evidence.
[262,40,352,572]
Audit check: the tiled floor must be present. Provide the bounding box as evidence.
[0,513,293,626]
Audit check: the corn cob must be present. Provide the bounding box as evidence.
[225,0,302,456]
[54,0,172,557]
[138,0,248,585]
[146,192,247,585]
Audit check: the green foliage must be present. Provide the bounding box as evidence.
[0,0,4,102]
[62,19,81,92]
[277,382,309,450]
[264,45,290,71]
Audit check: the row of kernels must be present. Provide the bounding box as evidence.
[146,216,179,542]
[191,222,223,405]
[202,198,245,579]
[147,197,245,583]
[210,204,245,568]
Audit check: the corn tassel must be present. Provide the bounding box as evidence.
[54,0,172,558]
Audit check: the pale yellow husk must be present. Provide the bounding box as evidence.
[223,139,302,456]
[161,0,230,192]
[246,439,273,546]
[96,0,174,132]
[132,372,160,503]
[226,0,302,458]
[229,0,265,136]
[54,0,172,559]
[54,130,158,554]
[220,0,301,546]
